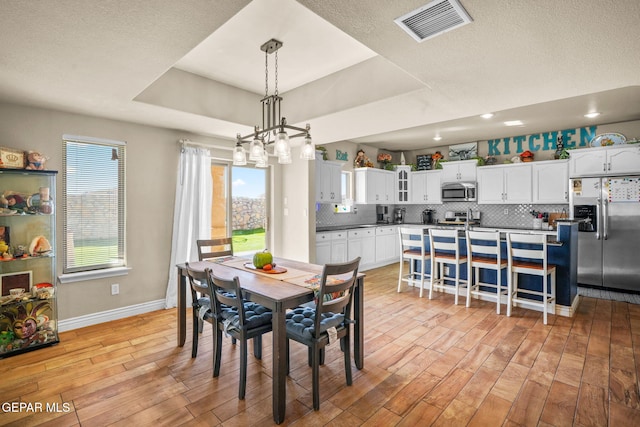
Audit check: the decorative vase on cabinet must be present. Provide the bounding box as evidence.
[0,169,59,358]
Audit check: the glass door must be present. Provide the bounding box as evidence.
[208,163,270,256]
[230,166,269,255]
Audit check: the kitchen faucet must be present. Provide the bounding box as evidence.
[466,207,472,230]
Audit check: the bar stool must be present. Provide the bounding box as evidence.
[398,227,430,297]
[465,230,508,314]
[506,233,556,324]
[429,229,468,304]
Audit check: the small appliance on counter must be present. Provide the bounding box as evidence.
[438,210,481,226]
[422,209,435,224]
[393,207,406,224]
[376,205,389,224]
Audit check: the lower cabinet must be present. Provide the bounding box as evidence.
[316,225,398,270]
[347,229,375,269]
[315,231,347,265]
[375,225,399,265]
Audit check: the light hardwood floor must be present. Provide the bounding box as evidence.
[1,263,639,426]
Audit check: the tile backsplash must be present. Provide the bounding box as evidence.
[316,202,569,229]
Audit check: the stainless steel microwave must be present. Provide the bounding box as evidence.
[441,182,477,202]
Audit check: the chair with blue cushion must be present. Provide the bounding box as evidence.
[185,262,214,359]
[206,268,273,400]
[285,257,361,410]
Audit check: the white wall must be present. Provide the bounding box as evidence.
[0,102,236,320]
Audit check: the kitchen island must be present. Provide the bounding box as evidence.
[316,222,579,317]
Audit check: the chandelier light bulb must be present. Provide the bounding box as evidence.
[233,143,247,165]
[274,131,291,156]
[249,138,264,160]
[278,150,292,164]
[300,135,315,160]
[255,149,268,168]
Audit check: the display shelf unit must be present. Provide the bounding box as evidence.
[0,169,58,358]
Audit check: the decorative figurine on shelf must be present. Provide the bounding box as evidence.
[25,151,48,170]
[554,135,564,160]
[354,149,369,168]
[520,150,534,162]
[6,194,27,210]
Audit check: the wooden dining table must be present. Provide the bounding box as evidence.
[175,257,364,424]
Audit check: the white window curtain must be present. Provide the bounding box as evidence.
[165,145,212,308]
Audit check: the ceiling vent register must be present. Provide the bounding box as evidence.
[395,0,473,42]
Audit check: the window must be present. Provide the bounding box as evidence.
[62,135,126,273]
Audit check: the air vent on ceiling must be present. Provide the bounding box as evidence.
[394,0,472,43]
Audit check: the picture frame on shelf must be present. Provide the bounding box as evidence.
[449,142,478,161]
[1,271,32,296]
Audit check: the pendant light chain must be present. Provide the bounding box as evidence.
[274,51,279,96]
[264,51,269,99]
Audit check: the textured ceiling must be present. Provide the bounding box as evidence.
[1,0,639,150]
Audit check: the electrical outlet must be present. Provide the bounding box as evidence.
[111,284,119,295]
[504,208,509,215]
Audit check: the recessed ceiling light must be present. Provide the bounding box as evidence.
[480,113,494,119]
[584,112,600,118]
[434,136,442,141]
[504,120,523,126]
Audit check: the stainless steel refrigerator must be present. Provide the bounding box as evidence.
[569,176,640,291]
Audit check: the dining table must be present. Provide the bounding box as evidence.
[175,256,365,424]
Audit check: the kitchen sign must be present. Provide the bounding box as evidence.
[486,125,597,156]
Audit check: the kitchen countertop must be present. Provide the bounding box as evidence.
[316,222,566,245]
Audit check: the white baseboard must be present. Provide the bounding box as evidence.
[58,299,166,332]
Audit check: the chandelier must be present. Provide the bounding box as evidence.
[233,38,315,167]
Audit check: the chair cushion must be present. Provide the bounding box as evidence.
[221,302,272,331]
[285,306,344,341]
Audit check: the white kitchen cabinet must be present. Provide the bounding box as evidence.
[375,225,399,264]
[315,159,343,203]
[532,160,569,204]
[395,166,412,204]
[441,159,477,183]
[314,231,347,264]
[347,228,376,269]
[569,145,640,177]
[411,170,443,204]
[355,168,395,204]
[477,163,532,204]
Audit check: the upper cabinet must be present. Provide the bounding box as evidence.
[477,163,532,204]
[532,160,569,204]
[441,159,477,183]
[411,170,442,204]
[569,145,640,177]
[315,159,343,203]
[395,166,412,204]
[355,168,394,204]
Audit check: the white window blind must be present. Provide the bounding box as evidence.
[62,135,126,273]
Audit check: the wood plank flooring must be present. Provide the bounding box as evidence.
[1,263,639,426]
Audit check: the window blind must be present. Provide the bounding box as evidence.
[62,135,126,273]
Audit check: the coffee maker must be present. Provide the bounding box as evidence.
[422,209,435,224]
[393,207,405,224]
[376,205,389,224]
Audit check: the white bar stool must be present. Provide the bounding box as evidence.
[398,227,430,297]
[465,230,508,314]
[506,233,557,324]
[428,228,468,305]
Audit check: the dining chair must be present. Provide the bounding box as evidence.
[398,227,430,297]
[285,257,361,410]
[197,237,233,261]
[506,233,557,324]
[206,268,273,400]
[184,262,215,359]
[428,229,468,304]
[465,230,508,314]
